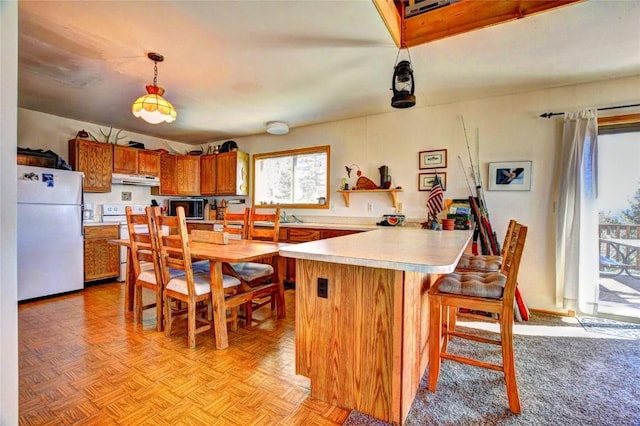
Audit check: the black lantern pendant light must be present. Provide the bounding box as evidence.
[391,47,416,109]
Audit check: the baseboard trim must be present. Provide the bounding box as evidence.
[529,308,576,317]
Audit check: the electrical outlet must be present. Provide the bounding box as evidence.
[367,202,374,212]
[317,278,328,298]
[396,202,403,214]
[121,191,132,201]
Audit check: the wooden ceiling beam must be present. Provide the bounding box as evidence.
[374,0,584,49]
[373,0,403,47]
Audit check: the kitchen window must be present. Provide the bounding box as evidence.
[253,145,330,208]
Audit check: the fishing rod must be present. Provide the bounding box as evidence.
[457,155,474,196]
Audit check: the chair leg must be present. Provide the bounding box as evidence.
[500,314,521,414]
[187,302,196,349]
[155,287,163,332]
[441,305,450,354]
[428,294,443,392]
[165,295,173,337]
[134,285,143,324]
[245,301,254,327]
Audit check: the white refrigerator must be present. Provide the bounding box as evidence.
[17,165,84,301]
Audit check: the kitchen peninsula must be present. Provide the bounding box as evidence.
[279,227,473,425]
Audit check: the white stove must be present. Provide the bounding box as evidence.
[102,204,148,281]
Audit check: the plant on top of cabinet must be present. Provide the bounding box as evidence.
[68,138,112,193]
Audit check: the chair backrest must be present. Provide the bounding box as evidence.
[499,219,518,258]
[125,205,160,281]
[151,206,196,296]
[499,222,527,304]
[223,207,249,239]
[248,207,281,242]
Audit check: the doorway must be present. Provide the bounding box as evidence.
[596,118,640,322]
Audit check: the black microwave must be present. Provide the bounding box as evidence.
[168,198,206,220]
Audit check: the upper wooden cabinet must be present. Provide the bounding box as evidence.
[112,145,138,174]
[199,151,249,196]
[216,151,249,195]
[138,150,161,176]
[176,155,201,195]
[200,154,217,196]
[112,145,161,176]
[157,154,178,195]
[68,138,112,193]
[155,154,200,195]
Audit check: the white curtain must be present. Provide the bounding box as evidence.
[555,109,599,314]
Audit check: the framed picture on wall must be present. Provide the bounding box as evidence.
[488,161,532,191]
[418,172,447,191]
[419,149,447,169]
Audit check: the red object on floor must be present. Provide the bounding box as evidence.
[515,286,529,321]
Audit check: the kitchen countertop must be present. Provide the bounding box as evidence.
[279,227,473,273]
[83,222,118,227]
[186,219,408,231]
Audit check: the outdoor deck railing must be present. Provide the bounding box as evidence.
[599,223,640,274]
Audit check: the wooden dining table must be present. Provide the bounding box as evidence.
[110,237,288,349]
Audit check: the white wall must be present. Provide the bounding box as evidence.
[234,75,640,312]
[14,75,640,313]
[1,1,19,424]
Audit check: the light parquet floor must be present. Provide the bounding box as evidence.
[18,283,351,425]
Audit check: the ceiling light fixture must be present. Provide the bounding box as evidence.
[131,52,177,124]
[391,47,416,109]
[266,121,289,135]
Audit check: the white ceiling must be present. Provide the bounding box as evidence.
[18,1,640,145]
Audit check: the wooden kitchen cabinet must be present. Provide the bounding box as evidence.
[68,138,113,193]
[154,154,200,195]
[113,145,161,176]
[200,154,217,196]
[112,145,138,174]
[176,155,201,195]
[216,151,249,195]
[138,150,161,176]
[83,225,120,282]
[156,154,178,195]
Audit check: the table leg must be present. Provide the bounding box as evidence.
[124,246,135,312]
[276,255,286,319]
[209,260,229,350]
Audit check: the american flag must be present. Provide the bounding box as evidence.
[427,175,444,220]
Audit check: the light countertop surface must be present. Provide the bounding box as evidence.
[279,227,473,273]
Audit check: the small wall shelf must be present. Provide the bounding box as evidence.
[337,189,402,208]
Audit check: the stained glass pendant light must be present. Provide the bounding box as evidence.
[132,52,177,124]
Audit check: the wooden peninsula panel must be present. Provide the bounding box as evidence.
[281,227,472,425]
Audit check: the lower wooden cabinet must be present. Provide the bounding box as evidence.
[84,225,120,282]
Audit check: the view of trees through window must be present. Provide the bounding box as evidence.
[253,146,329,207]
[597,129,640,226]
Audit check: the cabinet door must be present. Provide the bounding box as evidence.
[288,228,321,242]
[200,154,217,196]
[176,155,201,195]
[216,152,236,195]
[69,138,112,193]
[83,225,119,282]
[320,229,360,239]
[112,145,138,174]
[138,150,161,176]
[159,154,178,195]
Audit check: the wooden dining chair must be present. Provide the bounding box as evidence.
[223,207,250,240]
[456,219,517,273]
[125,205,164,331]
[428,222,528,414]
[151,206,241,349]
[227,207,283,326]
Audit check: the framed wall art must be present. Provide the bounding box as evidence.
[419,149,447,169]
[488,161,532,191]
[418,172,447,191]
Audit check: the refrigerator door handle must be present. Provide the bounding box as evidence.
[80,176,85,237]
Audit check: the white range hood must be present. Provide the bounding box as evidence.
[111,173,160,186]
